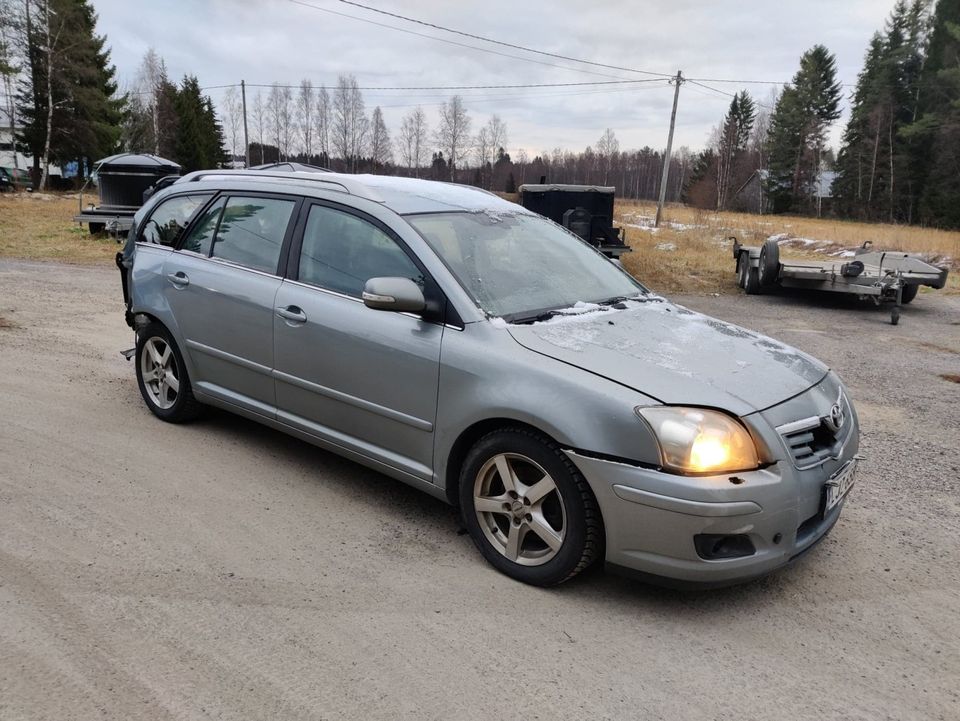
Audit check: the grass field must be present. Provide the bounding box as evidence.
[0,192,121,264]
[1,191,957,295]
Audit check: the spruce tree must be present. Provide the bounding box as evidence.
[716,91,756,209]
[904,0,960,227]
[764,45,842,213]
[15,0,124,186]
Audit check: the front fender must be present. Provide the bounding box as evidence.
[434,322,661,493]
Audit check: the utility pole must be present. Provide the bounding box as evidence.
[655,70,683,228]
[241,79,250,168]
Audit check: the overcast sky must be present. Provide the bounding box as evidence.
[93,0,895,157]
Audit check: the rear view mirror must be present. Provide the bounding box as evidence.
[362,277,426,313]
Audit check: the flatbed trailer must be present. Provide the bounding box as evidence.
[733,238,949,325]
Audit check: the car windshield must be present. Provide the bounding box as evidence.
[407,211,647,321]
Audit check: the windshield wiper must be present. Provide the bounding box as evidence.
[597,293,648,307]
[503,308,566,324]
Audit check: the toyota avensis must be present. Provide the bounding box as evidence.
[118,170,860,587]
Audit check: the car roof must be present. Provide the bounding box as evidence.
[174,170,532,216]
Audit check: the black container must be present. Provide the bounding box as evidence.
[519,184,627,254]
[94,153,181,210]
[519,184,617,225]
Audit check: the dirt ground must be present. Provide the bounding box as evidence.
[1,259,958,721]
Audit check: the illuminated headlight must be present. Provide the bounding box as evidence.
[636,406,760,474]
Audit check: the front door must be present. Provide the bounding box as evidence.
[273,202,443,480]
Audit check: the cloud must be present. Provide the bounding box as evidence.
[94,0,892,155]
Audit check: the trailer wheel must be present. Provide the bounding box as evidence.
[900,284,919,304]
[744,266,761,295]
[736,253,748,288]
[89,222,106,234]
[758,239,780,287]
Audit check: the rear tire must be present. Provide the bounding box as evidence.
[135,321,202,423]
[900,284,919,304]
[459,428,603,586]
[744,265,761,295]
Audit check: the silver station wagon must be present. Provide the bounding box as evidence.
[118,170,860,587]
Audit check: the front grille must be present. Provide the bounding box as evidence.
[782,419,842,466]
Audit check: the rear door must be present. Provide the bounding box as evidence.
[273,201,443,480]
[162,193,299,417]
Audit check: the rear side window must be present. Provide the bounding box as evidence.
[298,204,422,297]
[141,194,209,246]
[210,196,296,274]
[180,198,224,256]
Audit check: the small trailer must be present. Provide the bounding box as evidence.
[75,153,181,235]
[733,237,949,325]
[519,183,631,258]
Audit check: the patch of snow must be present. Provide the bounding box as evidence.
[655,242,677,252]
[488,317,509,329]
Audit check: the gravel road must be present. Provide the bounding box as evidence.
[1,259,958,721]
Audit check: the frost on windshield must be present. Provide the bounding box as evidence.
[512,301,826,386]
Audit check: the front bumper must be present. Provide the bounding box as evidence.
[566,445,857,588]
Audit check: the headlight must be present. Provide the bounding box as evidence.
[636,406,759,474]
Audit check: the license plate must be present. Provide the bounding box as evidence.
[824,460,858,512]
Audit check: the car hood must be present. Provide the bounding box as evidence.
[505,300,828,416]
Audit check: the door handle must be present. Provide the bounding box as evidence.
[276,305,307,323]
[167,271,189,287]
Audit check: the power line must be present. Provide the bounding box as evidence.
[335,0,675,80]
[284,0,633,81]
[243,78,666,91]
[371,82,673,109]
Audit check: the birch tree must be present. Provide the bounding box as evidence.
[596,128,619,185]
[332,74,367,171]
[314,84,329,162]
[436,95,471,180]
[222,85,242,163]
[397,105,428,176]
[297,78,314,157]
[252,89,265,163]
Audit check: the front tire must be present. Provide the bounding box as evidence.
[135,321,201,422]
[459,428,603,586]
[758,239,780,287]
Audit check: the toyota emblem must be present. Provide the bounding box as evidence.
[824,393,846,433]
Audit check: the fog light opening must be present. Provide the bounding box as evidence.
[694,533,757,560]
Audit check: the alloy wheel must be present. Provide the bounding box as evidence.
[473,452,567,566]
[140,336,180,410]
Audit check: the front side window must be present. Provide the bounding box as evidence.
[210,196,296,274]
[298,204,423,297]
[141,194,209,247]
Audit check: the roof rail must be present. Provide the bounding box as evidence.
[176,169,385,203]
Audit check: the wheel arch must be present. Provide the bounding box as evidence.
[443,417,562,506]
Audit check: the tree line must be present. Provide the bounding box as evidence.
[2,0,957,227]
[686,0,960,228]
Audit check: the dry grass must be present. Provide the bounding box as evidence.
[615,200,960,295]
[0,192,120,264]
[1,190,957,297]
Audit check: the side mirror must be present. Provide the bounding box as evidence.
[362,277,426,313]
